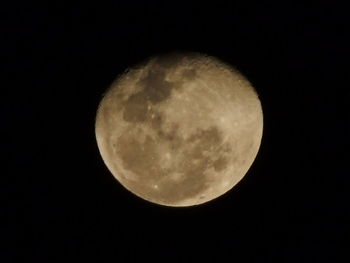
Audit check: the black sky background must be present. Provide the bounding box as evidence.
[2,1,349,262]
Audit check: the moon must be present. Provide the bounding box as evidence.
[95,52,263,207]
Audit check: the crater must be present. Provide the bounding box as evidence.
[122,93,149,122]
[116,131,163,183]
[187,126,223,149]
[138,70,173,104]
[212,157,229,172]
[182,68,197,81]
[122,63,177,123]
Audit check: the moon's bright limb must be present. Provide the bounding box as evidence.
[95,52,263,207]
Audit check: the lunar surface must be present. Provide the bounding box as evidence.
[95,52,263,207]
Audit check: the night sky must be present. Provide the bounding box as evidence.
[3,1,349,262]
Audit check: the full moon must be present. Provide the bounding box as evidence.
[95,52,263,207]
